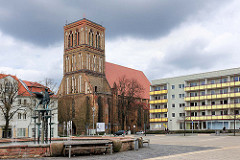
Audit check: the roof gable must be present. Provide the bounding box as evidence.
[105,62,150,100]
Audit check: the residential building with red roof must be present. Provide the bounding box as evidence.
[0,74,58,138]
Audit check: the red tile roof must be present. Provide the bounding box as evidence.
[0,74,53,97]
[105,62,150,100]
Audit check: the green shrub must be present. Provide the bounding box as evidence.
[112,140,122,152]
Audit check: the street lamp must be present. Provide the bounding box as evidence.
[92,106,95,135]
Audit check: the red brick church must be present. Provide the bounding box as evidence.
[57,18,150,135]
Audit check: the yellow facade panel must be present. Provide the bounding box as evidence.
[150,108,168,113]
[150,118,168,122]
[150,99,168,104]
[150,90,168,95]
[186,115,240,121]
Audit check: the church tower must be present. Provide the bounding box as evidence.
[62,18,108,95]
[58,19,111,135]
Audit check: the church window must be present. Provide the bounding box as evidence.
[78,75,82,93]
[78,31,80,45]
[99,57,102,73]
[68,34,71,48]
[75,31,77,46]
[79,53,82,69]
[65,56,68,72]
[98,34,101,48]
[71,32,73,47]
[91,32,94,46]
[93,55,96,71]
[88,54,91,70]
[66,78,69,94]
[96,34,98,48]
[72,55,74,71]
[72,76,74,93]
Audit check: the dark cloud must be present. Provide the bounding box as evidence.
[0,0,227,46]
[145,38,226,80]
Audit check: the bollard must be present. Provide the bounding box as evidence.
[134,139,139,151]
[69,145,71,158]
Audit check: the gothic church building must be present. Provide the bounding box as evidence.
[58,18,150,135]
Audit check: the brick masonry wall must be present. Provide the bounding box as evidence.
[0,145,50,159]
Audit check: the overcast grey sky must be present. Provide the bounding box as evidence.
[0,0,239,85]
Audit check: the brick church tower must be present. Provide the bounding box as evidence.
[58,18,112,135]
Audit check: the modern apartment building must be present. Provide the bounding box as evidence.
[150,67,240,131]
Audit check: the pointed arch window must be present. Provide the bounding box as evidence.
[68,34,71,48]
[99,57,102,73]
[78,75,82,93]
[66,78,69,94]
[79,53,82,69]
[93,55,96,71]
[75,31,78,46]
[98,34,101,48]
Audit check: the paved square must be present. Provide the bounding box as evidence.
[23,134,240,160]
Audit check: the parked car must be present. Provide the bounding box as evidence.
[136,130,144,135]
[114,130,126,136]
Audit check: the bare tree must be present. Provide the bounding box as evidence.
[115,76,144,130]
[39,78,58,94]
[0,79,24,138]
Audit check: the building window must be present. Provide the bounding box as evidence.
[179,103,185,107]
[164,104,167,108]
[202,111,205,116]
[201,101,205,106]
[220,88,228,94]
[17,128,26,137]
[78,75,82,93]
[172,113,175,117]
[212,111,215,115]
[172,104,175,108]
[179,84,184,88]
[191,112,197,116]
[18,113,21,119]
[201,91,205,96]
[211,80,215,84]
[172,85,175,89]
[190,82,197,87]
[211,90,215,95]
[93,55,96,71]
[163,95,167,99]
[201,81,205,85]
[190,92,197,97]
[211,101,215,105]
[163,86,167,90]
[172,95,175,99]
[79,53,82,69]
[179,94,184,98]
[179,113,185,117]
[23,99,27,105]
[66,78,69,94]
[164,113,167,117]
[23,113,27,120]
[190,102,198,106]
[18,99,21,105]
[155,114,160,118]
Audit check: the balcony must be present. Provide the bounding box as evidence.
[185,81,240,92]
[150,90,168,95]
[185,103,240,111]
[150,99,168,104]
[184,92,240,101]
[150,118,168,122]
[150,108,168,113]
[185,115,240,121]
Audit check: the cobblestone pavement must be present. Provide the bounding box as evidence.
[22,134,240,160]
